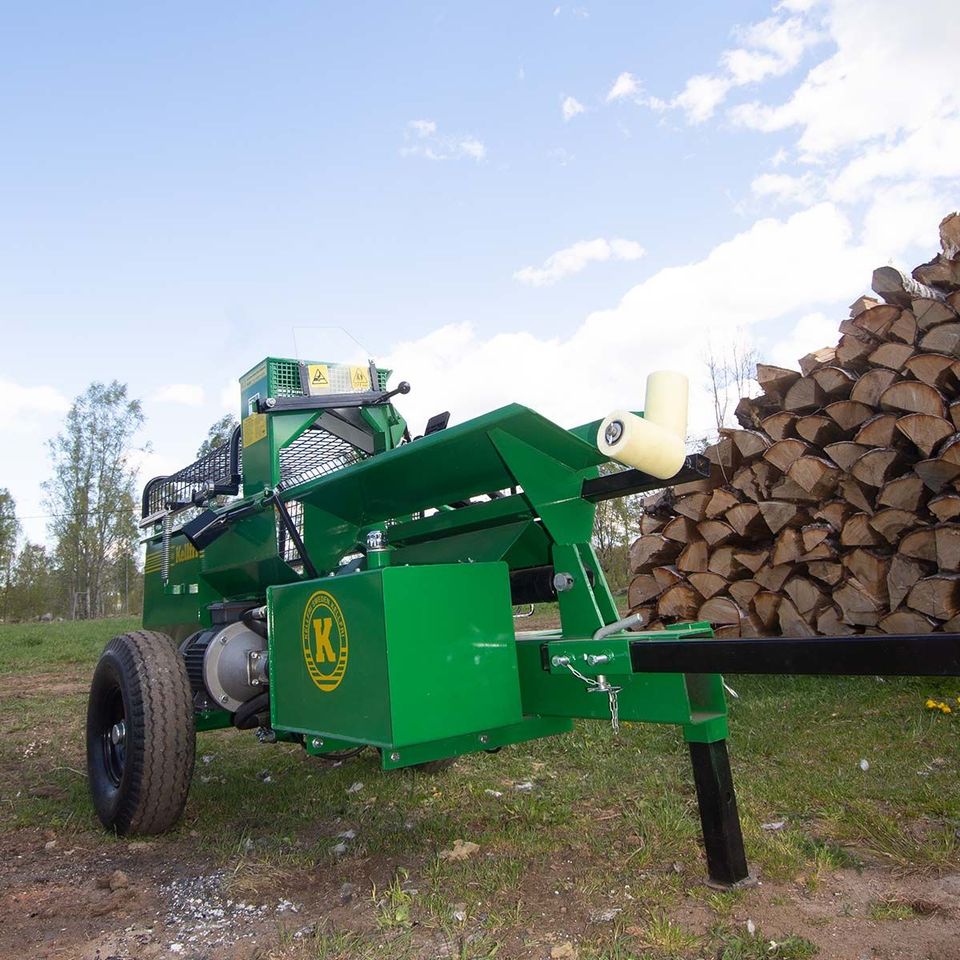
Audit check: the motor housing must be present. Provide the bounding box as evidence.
[179,622,267,712]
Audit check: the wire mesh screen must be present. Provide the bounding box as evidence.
[277,426,367,491]
[142,430,242,519]
[277,499,305,567]
[270,360,304,398]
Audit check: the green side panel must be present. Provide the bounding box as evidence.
[267,563,523,748]
[142,536,218,642]
[289,404,606,526]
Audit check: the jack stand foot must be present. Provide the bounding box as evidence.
[688,739,749,887]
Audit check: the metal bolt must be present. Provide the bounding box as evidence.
[553,572,575,593]
[265,397,277,408]
[311,737,323,749]
[585,653,611,666]
[390,752,400,761]
[551,655,571,667]
[220,695,229,703]
[604,419,624,445]
[366,529,386,550]
[250,651,259,660]
[110,721,126,746]
[479,734,489,744]
[220,635,227,645]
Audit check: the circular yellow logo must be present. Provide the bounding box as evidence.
[301,590,348,692]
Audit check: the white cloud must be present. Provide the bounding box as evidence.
[561,96,585,121]
[401,119,487,162]
[643,11,823,123]
[606,72,641,102]
[390,205,884,439]
[764,311,838,371]
[751,172,818,205]
[219,380,241,413]
[152,383,205,406]
[0,380,70,423]
[514,238,645,287]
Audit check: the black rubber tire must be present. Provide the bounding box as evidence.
[86,630,195,836]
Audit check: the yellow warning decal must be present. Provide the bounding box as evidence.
[349,365,371,390]
[242,413,268,446]
[301,590,349,692]
[306,363,331,393]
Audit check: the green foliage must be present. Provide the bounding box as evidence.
[43,381,143,619]
[592,464,642,592]
[197,413,239,458]
[0,488,20,620]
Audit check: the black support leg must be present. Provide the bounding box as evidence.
[688,740,750,887]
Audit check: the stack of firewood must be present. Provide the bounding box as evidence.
[629,213,960,637]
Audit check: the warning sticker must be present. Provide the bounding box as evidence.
[306,364,331,394]
[349,365,371,390]
[242,413,268,446]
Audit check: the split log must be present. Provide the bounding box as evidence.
[732,548,769,574]
[795,415,842,446]
[854,413,901,448]
[879,381,948,418]
[842,549,889,603]
[888,555,927,609]
[836,334,874,369]
[662,515,699,544]
[725,503,767,538]
[768,477,820,503]
[899,527,937,562]
[704,436,740,474]
[852,302,901,337]
[754,564,793,593]
[698,597,743,625]
[807,561,843,586]
[895,414,954,457]
[674,492,711,522]
[653,565,683,590]
[872,265,945,308]
[764,438,811,472]
[919,322,960,356]
[868,342,914,370]
[799,346,837,376]
[640,514,666,535]
[708,545,745,580]
[850,448,904,488]
[752,591,782,630]
[688,572,728,601]
[850,296,880,317]
[729,579,761,609]
[841,512,883,547]
[757,500,809,534]
[824,441,869,472]
[783,576,828,617]
[824,400,874,434]
[839,476,875,514]
[904,353,958,391]
[778,596,817,635]
[817,604,857,635]
[705,488,741,519]
[760,412,797,441]
[801,523,832,552]
[888,308,918,344]
[835,578,880,626]
[756,364,801,397]
[698,519,736,548]
[913,297,957,331]
[906,575,960,620]
[630,535,680,573]
[929,493,960,522]
[728,429,770,459]
[813,500,854,533]
[879,610,937,634]
[939,213,960,259]
[914,457,960,492]
[783,377,824,413]
[811,365,856,400]
[939,433,960,464]
[935,525,960,572]
[850,368,898,407]
[868,508,917,544]
[657,583,701,620]
[950,400,960,431]
[677,541,709,573]
[628,574,662,607]
[771,527,803,566]
[787,456,841,497]
[876,475,926,512]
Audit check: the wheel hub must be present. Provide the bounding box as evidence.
[110,721,126,746]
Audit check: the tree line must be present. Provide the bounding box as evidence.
[0,384,235,622]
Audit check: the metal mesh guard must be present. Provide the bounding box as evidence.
[277,425,366,491]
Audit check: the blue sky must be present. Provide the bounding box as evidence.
[2,1,958,543]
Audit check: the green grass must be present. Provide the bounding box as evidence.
[2,618,958,959]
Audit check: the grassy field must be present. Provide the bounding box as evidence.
[2,617,959,959]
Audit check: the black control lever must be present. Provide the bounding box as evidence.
[375,381,411,403]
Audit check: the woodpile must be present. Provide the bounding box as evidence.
[628,213,960,638]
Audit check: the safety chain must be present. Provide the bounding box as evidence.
[561,661,622,734]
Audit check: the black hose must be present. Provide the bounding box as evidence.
[233,692,270,730]
[241,607,268,641]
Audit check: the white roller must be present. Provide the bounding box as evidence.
[596,370,689,480]
[644,370,688,438]
[597,411,686,479]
